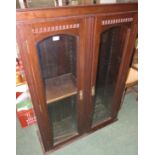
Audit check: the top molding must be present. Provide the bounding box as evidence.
[16,3,138,22]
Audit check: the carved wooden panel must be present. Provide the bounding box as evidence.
[32,23,80,34]
[101,17,133,25]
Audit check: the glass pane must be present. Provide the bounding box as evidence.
[92,26,127,125]
[48,96,77,144]
[37,34,78,143]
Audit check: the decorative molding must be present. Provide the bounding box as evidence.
[101,17,133,25]
[32,23,80,34]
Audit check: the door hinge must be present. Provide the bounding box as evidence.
[79,90,83,100]
[91,86,95,96]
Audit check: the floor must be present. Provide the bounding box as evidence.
[16,92,138,155]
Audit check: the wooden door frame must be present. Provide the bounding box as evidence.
[17,24,53,151]
[112,17,138,118]
[16,17,87,151]
[87,13,138,131]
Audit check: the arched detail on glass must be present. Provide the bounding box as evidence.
[37,34,77,81]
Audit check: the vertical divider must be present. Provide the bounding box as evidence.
[83,16,96,131]
[76,19,86,134]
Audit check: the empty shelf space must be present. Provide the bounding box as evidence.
[45,73,77,104]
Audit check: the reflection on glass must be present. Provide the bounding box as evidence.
[37,34,78,143]
[92,26,127,125]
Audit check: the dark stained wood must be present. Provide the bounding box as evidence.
[83,16,96,132]
[16,24,53,151]
[17,16,87,151]
[88,13,136,130]
[112,23,138,117]
[16,3,137,21]
[16,2,138,152]
[75,18,87,134]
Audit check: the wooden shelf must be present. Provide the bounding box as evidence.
[45,73,77,104]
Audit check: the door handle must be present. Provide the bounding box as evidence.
[79,90,83,100]
[91,86,95,96]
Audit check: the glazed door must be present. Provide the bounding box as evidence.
[16,18,86,151]
[89,14,136,129]
[37,34,79,145]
